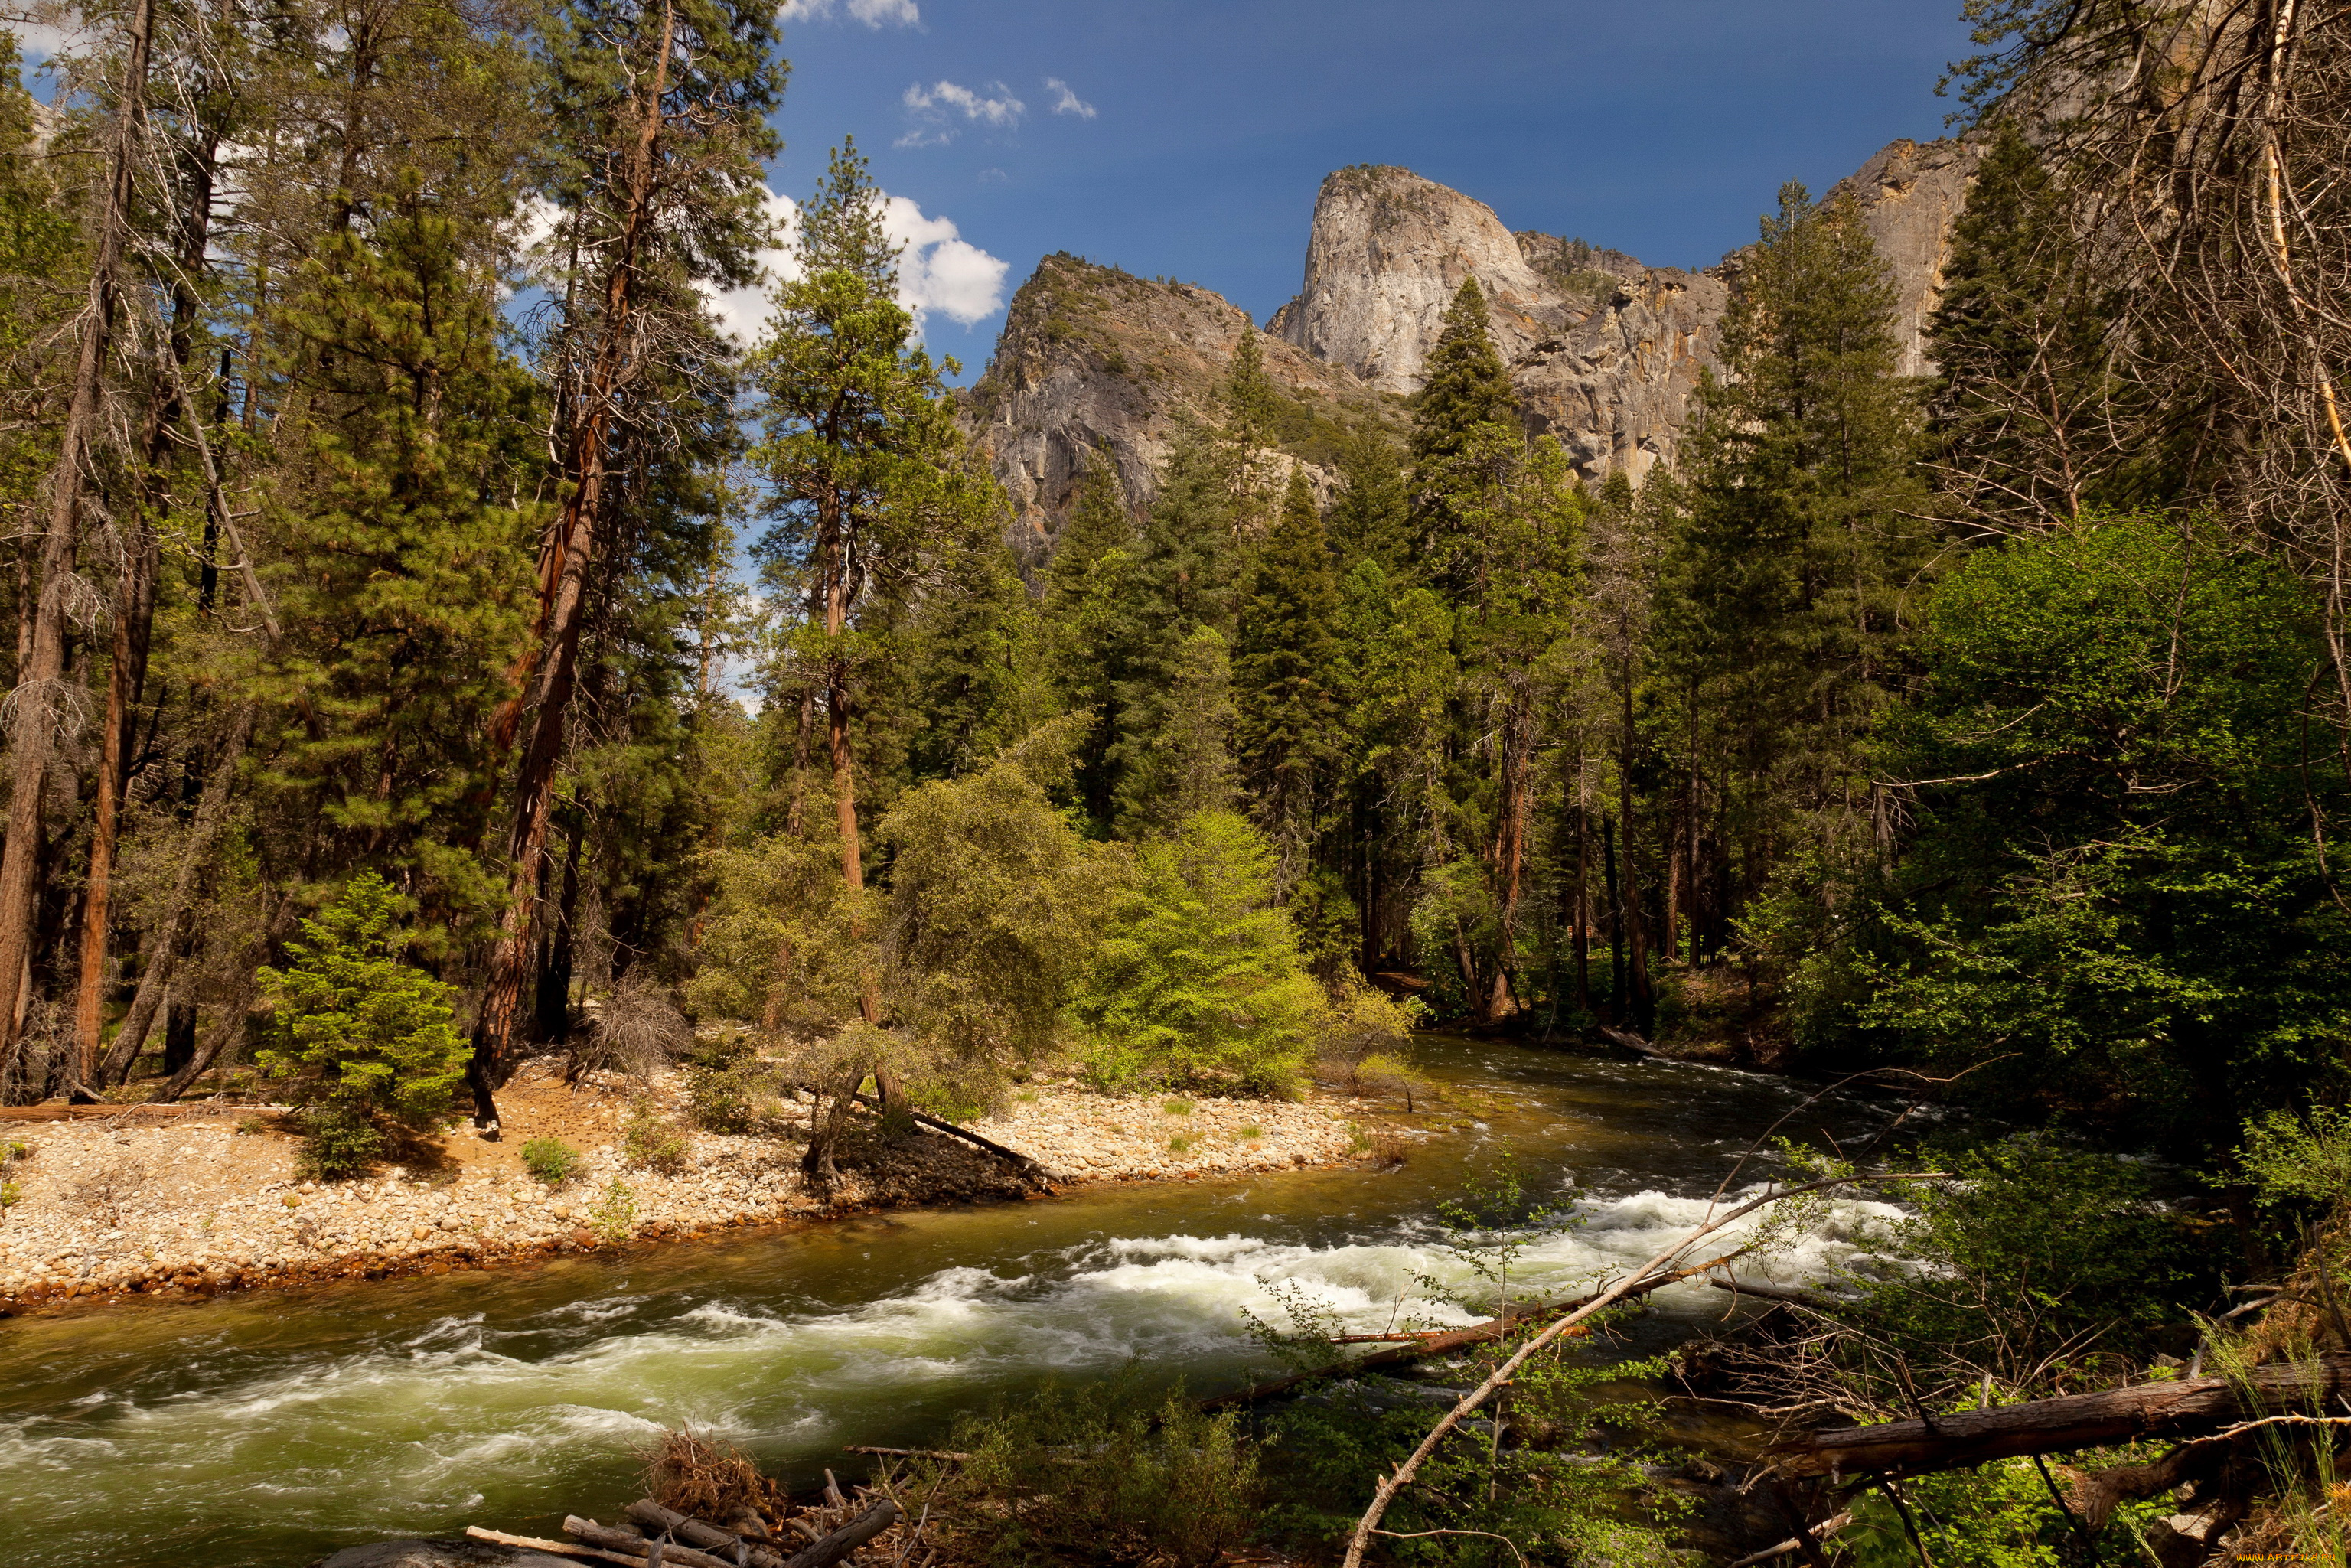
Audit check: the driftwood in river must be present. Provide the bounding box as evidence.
[1775,1352,2351,1478]
[624,1500,785,1566]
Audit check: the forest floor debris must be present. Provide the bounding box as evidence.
[0,1058,1409,1313]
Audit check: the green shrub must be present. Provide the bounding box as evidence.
[587,1177,637,1243]
[1850,1136,2211,1378]
[622,1100,691,1174]
[683,1032,775,1133]
[913,1381,1260,1567]
[521,1137,582,1185]
[1074,811,1322,1094]
[254,872,469,1179]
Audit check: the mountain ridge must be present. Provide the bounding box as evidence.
[959,135,1981,549]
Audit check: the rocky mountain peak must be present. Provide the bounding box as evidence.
[1265,165,1557,393]
[962,137,1982,542]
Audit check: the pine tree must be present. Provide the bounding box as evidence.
[1041,451,1134,830]
[472,0,782,1097]
[1221,325,1280,533]
[1325,425,1411,575]
[1120,625,1240,836]
[1103,425,1243,831]
[1235,465,1342,894]
[902,510,1042,783]
[1678,181,1932,907]
[1409,276,1520,601]
[752,138,980,1075]
[255,207,544,948]
[1925,122,2147,526]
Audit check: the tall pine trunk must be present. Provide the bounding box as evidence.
[1618,676,1654,1032]
[0,0,155,1091]
[73,127,216,1084]
[472,0,675,1118]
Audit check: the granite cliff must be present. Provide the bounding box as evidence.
[957,253,1407,561]
[960,135,1981,545]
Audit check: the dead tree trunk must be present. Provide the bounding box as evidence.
[1775,1353,2351,1478]
[99,705,254,1084]
[72,124,214,1084]
[0,0,155,1091]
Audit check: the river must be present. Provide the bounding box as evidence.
[0,1037,1914,1567]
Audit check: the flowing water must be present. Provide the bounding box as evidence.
[0,1038,1916,1568]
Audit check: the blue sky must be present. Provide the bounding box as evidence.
[773,0,1981,377]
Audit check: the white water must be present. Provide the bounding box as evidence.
[0,1041,1912,1567]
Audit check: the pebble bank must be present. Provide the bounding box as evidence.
[0,1063,1390,1312]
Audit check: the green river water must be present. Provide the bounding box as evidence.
[0,1038,1914,1567]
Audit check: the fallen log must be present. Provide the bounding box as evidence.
[779,1499,900,1568]
[566,1517,737,1568]
[846,1092,1049,1188]
[623,1501,783,1568]
[465,1525,640,1566]
[0,1100,281,1123]
[1776,1352,2351,1478]
[1707,1276,1842,1311]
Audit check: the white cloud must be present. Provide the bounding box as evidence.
[781,0,919,27]
[1045,77,1095,119]
[12,18,76,60]
[897,79,1023,147]
[681,184,1003,342]
[880,194,1009,328]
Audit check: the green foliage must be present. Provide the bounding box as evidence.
[256,206,543,948]
[1840,1454,2170,1568]
[876,725,1130,1104]
[684,823,867,1035]
[1801,515,2350,1156]
[1236,466,1342,889]
[1104,426,1246,833]
[254,874,469,1177]
[1848,1138,2209,1379]
[2241,1107,2351,1215]
[915,1380,1262,1568]
[587,1178,638,1243]
[623,1100,692,1174]
[522,1137,583,1185]
[1074,812,1323,1093]
[681,1032,777,1134]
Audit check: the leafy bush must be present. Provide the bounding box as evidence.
[911,1381,1261,1567]
[254,872,469,1179]
[587,1177,637,1243]
[1315,971,1427,1095]
[876,724,1129,1110]
[521,1137,582,1185]
[683,1032,776,1133]
[1074,811,1322,1094]
[1848,1136,2211,1377]
[622,1100,691,1174]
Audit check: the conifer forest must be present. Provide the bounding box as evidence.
[4,2,2351,1566]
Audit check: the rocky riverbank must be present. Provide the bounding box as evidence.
[0,1062,1397,1313]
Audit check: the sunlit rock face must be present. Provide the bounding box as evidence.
[964,138,1978,541]
[1829,136,1984,378]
